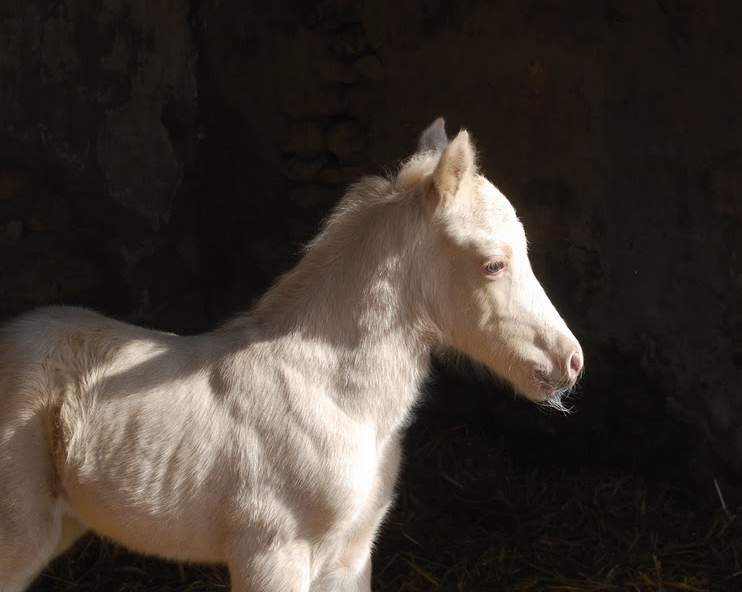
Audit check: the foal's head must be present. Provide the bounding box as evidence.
[410,119,583,408]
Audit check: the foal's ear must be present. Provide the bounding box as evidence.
[417,117,448,153]
[433,129,476,197]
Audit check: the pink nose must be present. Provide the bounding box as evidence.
[568,350,584,380]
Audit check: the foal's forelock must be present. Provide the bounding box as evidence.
[393,152,442,193]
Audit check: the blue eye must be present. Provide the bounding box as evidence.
[484,261,506,274]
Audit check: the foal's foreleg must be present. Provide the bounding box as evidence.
[312,444,402,592]
[309,501,390,592]
[227,536,312,592]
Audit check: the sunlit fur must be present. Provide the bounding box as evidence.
[0,120,582,592]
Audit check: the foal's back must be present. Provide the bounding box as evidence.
[0,305,199,427]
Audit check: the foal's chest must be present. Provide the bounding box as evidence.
[275,424,389,538]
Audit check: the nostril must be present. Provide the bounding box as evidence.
[569,350,583,377]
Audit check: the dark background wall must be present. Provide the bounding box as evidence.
[0,0,740,496]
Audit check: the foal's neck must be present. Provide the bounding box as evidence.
[250,197,434,434]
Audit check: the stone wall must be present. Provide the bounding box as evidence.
[0,0,202,330]
[1,0,740,489]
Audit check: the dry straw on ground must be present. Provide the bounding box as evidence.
[30,421,740,592]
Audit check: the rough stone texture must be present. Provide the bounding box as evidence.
[0,0,740,492]
[97,98,183,227]
[280,121,326,158]
[326,120,366,163]
[0,0,203,331]
[353,55,385,81]
[0,0,196,224]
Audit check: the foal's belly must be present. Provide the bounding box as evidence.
[57,397,235,562]
[61,453,231,563]
[66,483,229,562]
